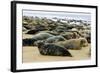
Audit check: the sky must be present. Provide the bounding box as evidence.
[23,10,91,21]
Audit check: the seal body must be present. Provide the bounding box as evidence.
[37,41,72,56]
[23,32,54,46]
[45,36,66,43]
[55,38,88,50]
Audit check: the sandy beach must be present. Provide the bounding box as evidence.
[22,15,91,63]
[22,45,91,63]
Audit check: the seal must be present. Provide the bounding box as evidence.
[36,41,72,56]
[45,35,66,43]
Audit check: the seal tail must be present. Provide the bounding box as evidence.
[64,50,73,57]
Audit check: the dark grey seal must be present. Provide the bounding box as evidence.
[36,41,72,56]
